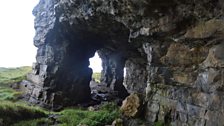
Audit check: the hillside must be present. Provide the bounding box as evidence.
[0,66,31,85]
[0,67,120,126]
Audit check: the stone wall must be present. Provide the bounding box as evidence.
[22,0,224,125]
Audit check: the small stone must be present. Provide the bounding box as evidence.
[112,118,123,126]
[88,106,95,111]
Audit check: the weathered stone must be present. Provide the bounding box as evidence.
[160,43,208,67]
[90,80,119,102]
[173,72,197,85]
[145,101,160,122]
[123,58,147,93]
[19,80,35,95]
[99,51,129,99]
[185,19,224,39]
[27,73,42,85]
[120,93,142,117]
[202,42,224,68]
[20,0,224,125]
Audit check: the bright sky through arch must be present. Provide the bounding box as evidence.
[89,52,102,73]
[0,0,102,72]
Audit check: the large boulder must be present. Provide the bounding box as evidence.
[120,93,142,117]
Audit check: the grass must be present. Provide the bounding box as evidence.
[12,102,121,126]
[92,72,101,82]
[0,66,31,85]
[154,121,164,126]
[58,102,121,126]
[0,66,48,125]
[13,118,54,126]
[0,87,22,101]
[0,66,31,101]
[0,67,121,126]
[0,101,47,125]
[0,101,121,126]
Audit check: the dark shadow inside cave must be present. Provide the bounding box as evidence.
[89,50,129,102]
[24,13,145,107]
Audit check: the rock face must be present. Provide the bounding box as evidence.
[120,93,142,117]
[23,0,224,125]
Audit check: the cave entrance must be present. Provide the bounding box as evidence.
[28,11,134,107]
[89,50,129,101]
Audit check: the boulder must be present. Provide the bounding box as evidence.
[120,93,142,117]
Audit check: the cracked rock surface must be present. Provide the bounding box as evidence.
[22,0,224,125]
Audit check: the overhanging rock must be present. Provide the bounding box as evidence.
[23,0,224,125]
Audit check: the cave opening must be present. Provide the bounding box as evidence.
[88,49,129,102]
[25,10,144,107]
[89,52,102,82]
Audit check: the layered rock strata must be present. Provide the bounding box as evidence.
[22,0,224,125]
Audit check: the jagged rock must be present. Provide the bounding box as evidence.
[184,19,224,39]
[202,42,224,68]
[120,93,142,117]
[21,0,224,125]
[160,43,208,67]
[90,80,119,102]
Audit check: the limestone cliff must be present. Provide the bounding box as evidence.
[21,0,224,125]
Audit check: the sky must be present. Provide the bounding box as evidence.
[0,0,38,67]
[0,0,102,72]
[89,53,102,72]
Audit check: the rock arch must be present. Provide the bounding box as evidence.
[21,0,224,125]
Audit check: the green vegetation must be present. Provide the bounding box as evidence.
[0,66,31,85]
[58,102,121,126]
[0,66,31,101]
[154,121,164,126]
[13,118,54,126]
[0,67,121,126]
[11,102,121,126]
[0,66,47,125]
[0,87,21,101]
[0,101,47,125]
[154,121,172,126]
[92,72,101,82]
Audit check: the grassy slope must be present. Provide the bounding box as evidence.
[0,101,47,126]
[58,102,120,126]
[15,102,120,126]
[0,66,48,125]
[0,66,32,85]
[0,67,120,126]
[0,66,31,101]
